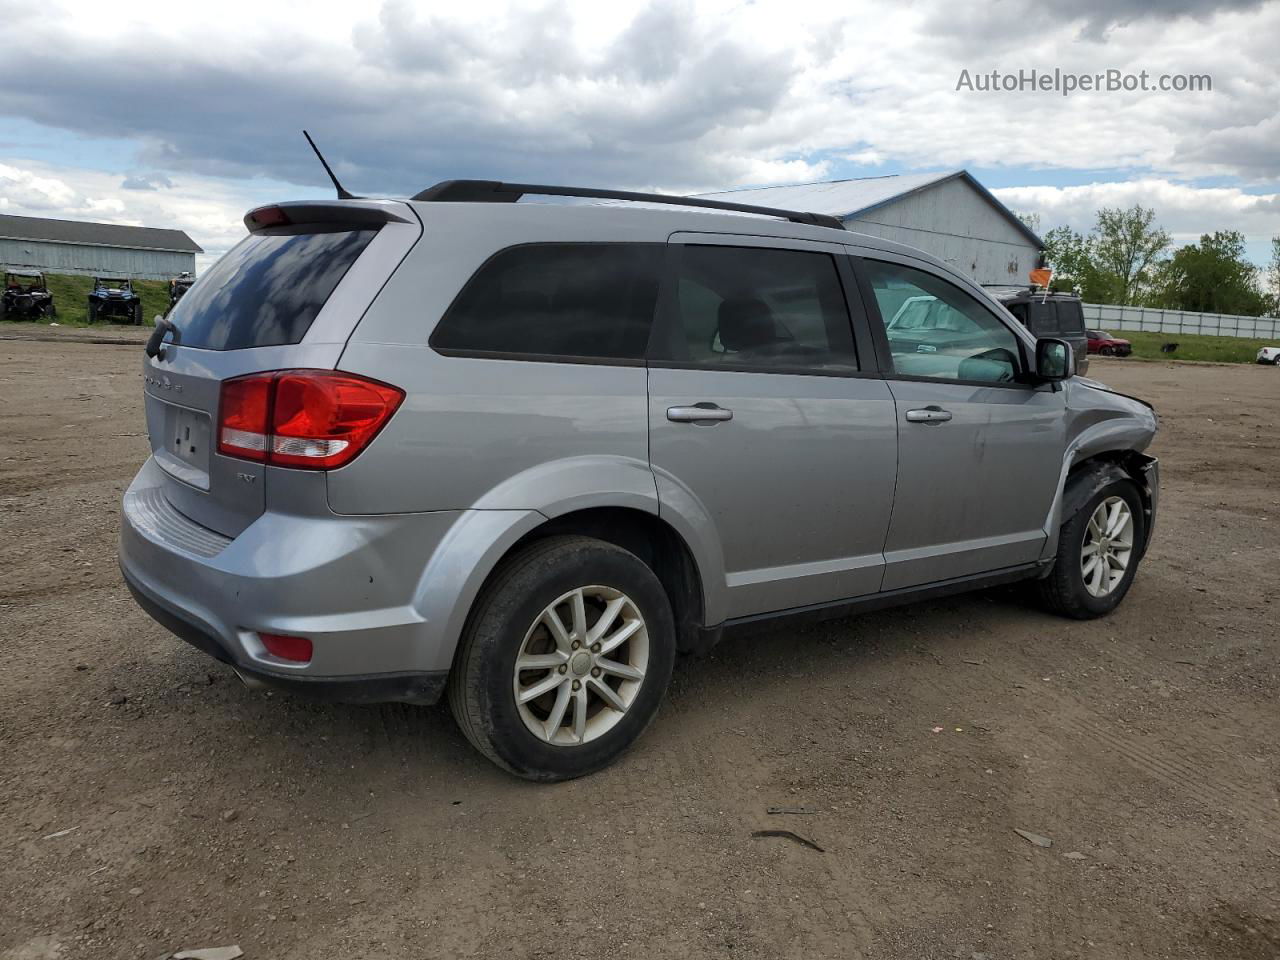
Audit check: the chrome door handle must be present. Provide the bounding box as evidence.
[667,403,733,423]
[905,406,953,424]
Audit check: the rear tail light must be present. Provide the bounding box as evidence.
[216,370,403,470]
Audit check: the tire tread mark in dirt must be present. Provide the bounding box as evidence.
[1052,713,1280,841]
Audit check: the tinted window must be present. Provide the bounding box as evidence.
[432,244,662,360]
[1053,300,1086,333]
[863,260,1023,383]
[654,245,857,372]
[1027,301,1057,335]
[170,228,377,351]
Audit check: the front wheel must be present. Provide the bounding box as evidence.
[448,535,676,781]
[1037,477,1146,619]
[1100,345,1115,356]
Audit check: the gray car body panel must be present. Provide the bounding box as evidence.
[119,197,1158,700]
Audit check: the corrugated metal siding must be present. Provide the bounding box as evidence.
[1085,303,1280,339]
[0,238,195,281]
[847,178,1040,286]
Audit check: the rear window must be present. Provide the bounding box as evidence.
[169,227,377,351]
[1054,300,1086,333]
[431,243,662,361]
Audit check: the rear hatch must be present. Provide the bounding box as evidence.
[142,200,420,537]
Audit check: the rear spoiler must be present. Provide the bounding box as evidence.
[244,200,415,233]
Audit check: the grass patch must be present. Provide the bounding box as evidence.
[5,273,172,327]
[1106,329,1278,364]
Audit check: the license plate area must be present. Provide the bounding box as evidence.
[153,402,213,490]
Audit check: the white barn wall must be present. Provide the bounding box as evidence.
[0,238,196,281]
[845,178,1040,286]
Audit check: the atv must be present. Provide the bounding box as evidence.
[1,271,57,320]
[87,277,144,324]
[167,272,195,314]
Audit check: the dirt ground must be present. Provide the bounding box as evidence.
[2,340,1278,960]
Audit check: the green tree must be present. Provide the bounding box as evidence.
[1042,224,1097,296]
[1090,206,1170,305]
[1148,231,1269,316]
[1267,236,1280,316]
[1039,206,1170,304]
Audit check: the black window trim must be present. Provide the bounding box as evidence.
[849,253,1043,392]
[644,239,879,380]
[427,240,665,367]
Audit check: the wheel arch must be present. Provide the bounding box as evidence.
[495,506,710,655]
[1047,450,1158,564]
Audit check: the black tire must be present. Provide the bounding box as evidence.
[449,535,676,781]
[1100,345,1115,356]
[1037,477,1146,619]
[132,302,143,325]
[86,302,98,324]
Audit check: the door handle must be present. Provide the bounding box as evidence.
[667,403,733,423]
[905,406,953,424]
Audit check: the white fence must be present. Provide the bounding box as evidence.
[1084,303,1280,340]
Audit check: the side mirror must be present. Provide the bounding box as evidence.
[1035,337,1075,382]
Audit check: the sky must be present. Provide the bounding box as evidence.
[1,0,1277,273]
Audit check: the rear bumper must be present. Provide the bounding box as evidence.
[122,567,446,704]
[118,457,485,705]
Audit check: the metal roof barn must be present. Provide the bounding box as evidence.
[0,214,202,281]
[696,170,1044,286]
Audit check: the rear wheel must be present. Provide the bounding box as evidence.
[449,535,676,781]
[1037,477,1146,619]
[1100,345,1115,356]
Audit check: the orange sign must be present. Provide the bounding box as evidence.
[1029,267,1053,288]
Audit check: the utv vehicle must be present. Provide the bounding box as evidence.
[88,277,144,324]
[1,271,56,320]
[168,272,195,313]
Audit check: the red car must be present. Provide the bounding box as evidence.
[1087,329,1132,357]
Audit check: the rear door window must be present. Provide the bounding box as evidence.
[654,245,858,373]
[169,227,378,351]
[1026,301,1057,335]
[431,243,662,361]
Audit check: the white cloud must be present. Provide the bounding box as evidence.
[993,179,1280,262]
[0,0,1276,272]
[0,164,78,211]
[0,0,1276,193]
[0,159,254,271]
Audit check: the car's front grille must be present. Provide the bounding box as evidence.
[124,486,232,559]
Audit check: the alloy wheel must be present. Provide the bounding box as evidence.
[1081,496,1135,598]
[512,586,649,746]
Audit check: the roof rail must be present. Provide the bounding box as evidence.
[410,180,846,230]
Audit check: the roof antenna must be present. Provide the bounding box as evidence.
[303,130,357,200]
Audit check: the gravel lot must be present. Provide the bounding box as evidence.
[2,339,1278,960]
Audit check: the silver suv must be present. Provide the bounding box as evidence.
[120,181,1159,781]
